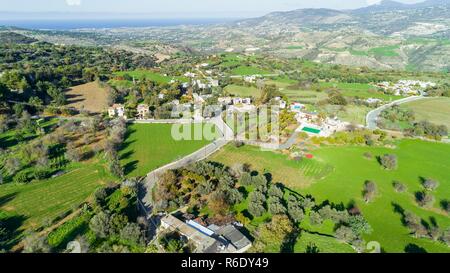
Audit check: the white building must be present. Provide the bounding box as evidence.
[108,104,126,119]
[136,104,150,119]
[218,97,233,105]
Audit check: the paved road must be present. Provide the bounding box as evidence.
[366,96,427,130]
[138,114,233,215]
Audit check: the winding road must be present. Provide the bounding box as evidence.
[366,96,427,130]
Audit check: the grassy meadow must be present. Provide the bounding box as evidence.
[120,123,216,177]
[209,140,450,253]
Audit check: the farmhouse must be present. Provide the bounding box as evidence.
[108,104,126,119]
[218,97,233,105]
[160,215,252,253]
[136,104,150,119]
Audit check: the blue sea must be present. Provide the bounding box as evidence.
[0,18,235,30]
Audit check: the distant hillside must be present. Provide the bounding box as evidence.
[0,32,37,44]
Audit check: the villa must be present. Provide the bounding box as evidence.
[136,104,150,119]
[108,104,126,119]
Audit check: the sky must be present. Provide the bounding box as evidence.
[0,0,426,18]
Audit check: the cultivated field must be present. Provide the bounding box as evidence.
[231,66,272,76]
[400,97,450,129]
[114,70,188,84]
[210,144,334,189]
[224,84,261,97]
[65,82,109,113]
[120,123,216,177]
[0,162,114,248]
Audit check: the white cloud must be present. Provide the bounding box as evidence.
[66,0,82,6]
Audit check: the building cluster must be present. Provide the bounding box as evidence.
[160,214,252,253]
[376,80,436,96]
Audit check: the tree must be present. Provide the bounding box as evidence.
[309,211,323,226]
[380,154,398,170]
[109,214,128,235]
[239,172,252,186]
[235,212,251,226]
[109,157,124,178]
[422,179,439,191]
[363,181,377,203]
[208,191,230,217]
[404,211,428,238]
[393,181,407,193]
[268,184,284,199]
[253,215,295,253]
[0,114,8,133]
[93,188,108,207]
[89,211,111,238]
[416,191,435,208]
[23,233,51,253]
[248,202,266,218]
[5,157,21,175]
[268,198,286,215]
[65,147,83,162]
[287,197,305,224]
[13,171,29,184]
[120,223,144,245]
[348,215,372,235]
[335,226,357,243]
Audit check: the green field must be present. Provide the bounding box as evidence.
[294,232,356,253]
[210,140,450,253]
[224,84,261,97]
[320,82,400,101]
[320,104,371,125]
[369,45,401,57]
[305,140,450,253]
[120,123,216,177]
[400,97,450,129]
[231,66,272,76]
[113,70,188,84]
[280,89,328,104]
